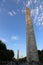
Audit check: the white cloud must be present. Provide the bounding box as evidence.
[31,3,43,26]
[42,22,43,25]
[36,7,39,15]
[39,5,43,11]
[21,8,26,13]
[37,13,43,22]
[34,12,43,26]
[31,6,39,24]
[26,1,30,7]
[11,36,19,41]
[26,0,32,7]
[12,10,16,15]
[8,10,17,16]
[31,9,35,16]
[31,7,39,16]
[8,11,13,16]
[39,5,42,9]
[34,0,37,3]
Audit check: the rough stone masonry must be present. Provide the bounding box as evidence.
[26,8,39,64]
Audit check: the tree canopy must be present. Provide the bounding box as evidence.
[0,40,7,50]
[0,40,14,61]
[38,50,43,62]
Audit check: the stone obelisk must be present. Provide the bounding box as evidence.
[26,8,39,64]
[17,50,19,60]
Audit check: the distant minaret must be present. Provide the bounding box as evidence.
[17,50,19,60]
[26,8,39,63]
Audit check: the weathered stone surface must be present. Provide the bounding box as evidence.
[26,8,39,63]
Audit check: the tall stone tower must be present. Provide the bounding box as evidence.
[17,50,19,60]
[26,8,39,63]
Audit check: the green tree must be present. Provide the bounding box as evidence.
[6,50,14,60]
[38,50,43,62]
[0,40,7,50]
[0,40,14,61]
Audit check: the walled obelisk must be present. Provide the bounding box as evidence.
[26,8,39,64]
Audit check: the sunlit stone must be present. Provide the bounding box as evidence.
[26,8,39,65]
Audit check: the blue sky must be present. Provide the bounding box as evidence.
[0,0,43,58]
